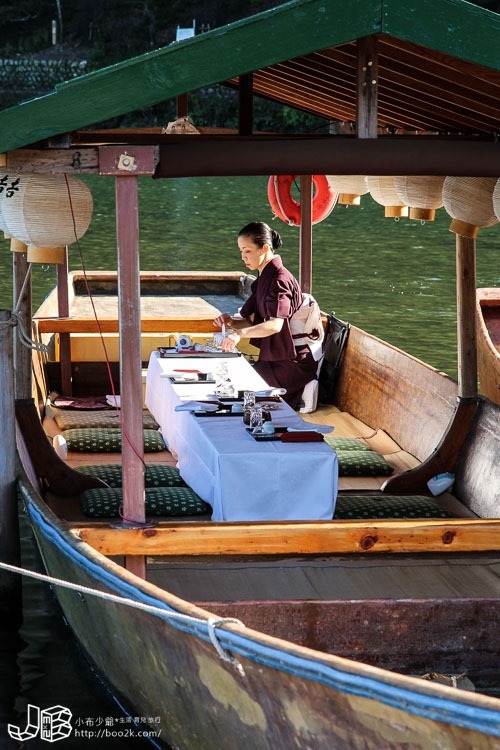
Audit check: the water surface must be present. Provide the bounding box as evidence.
[1,175,498,378]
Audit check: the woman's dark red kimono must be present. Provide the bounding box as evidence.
[239,255,317,409]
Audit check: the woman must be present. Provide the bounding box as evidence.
[213,221,319,409]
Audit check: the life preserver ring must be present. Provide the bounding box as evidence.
[267,175,338,226]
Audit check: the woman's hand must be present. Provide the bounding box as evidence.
[213,313,233,329]
[220,332,241,352]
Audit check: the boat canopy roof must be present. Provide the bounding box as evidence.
[0,0,499,155]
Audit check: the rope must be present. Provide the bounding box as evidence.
[0,309,49,353]
[12,310,49,352]
[0,559,246,675]
[208,617,247,675]
[63,174,147,475]
[0,262,50,353]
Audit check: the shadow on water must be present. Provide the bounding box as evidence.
[0,504,168,750]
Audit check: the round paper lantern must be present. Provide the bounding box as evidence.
[394,176,445,221]
[2,173,93,249]
[367,176,409,218]
[0,172,20,235]
[326,175,368,205]
[443,176,498,238]
[491,178,500,222]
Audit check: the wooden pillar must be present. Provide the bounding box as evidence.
[456,235,478,399]
[356,36,378,139]
[99,145,158,580]
[116,175,146,579]
[176,93,189,118]
[12,241,32,400]
[57,249,72,395]
[0,310,21,596]
[238,73,253,136]
[299,175,313,294]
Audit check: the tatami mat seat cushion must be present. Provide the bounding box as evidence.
[62,428,166,453]
[334,495,451,519]
[53,409,159,431]
[80,486,209,518]
[76,464,185,488]
[324,436,370,451]
[335,450,394,476]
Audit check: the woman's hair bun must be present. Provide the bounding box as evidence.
[271,228,283,250]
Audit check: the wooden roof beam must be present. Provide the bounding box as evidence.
[156,136,500,177]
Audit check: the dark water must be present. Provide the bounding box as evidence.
[0,506,162,750]
[0,175,498,747]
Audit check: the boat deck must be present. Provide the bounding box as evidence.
[41,399,475,523]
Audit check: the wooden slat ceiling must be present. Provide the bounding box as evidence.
[228,34,500,135]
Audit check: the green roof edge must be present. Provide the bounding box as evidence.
[0,0,498,153]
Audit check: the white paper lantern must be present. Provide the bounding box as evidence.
[443,176,498,238]
[491,178,500,222]
[367,176,409,218]
[0,172,20,235]
[2,173,93,249]
[394,176,445,221]
[326,175,368,205]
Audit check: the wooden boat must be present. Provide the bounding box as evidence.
[12,266,500,749]
[477,288,500,405]
[2,0,500,747]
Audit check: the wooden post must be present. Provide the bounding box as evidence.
[99,145,158,580]
[299,175,313,294]
[12,241,32,400]
[238,73,253,136]
[456,234,478,399]
[116,175,146,579]
[176,93,189,119]
[57,249,72,395]
[357,36,380,139]
[0,310,21,596]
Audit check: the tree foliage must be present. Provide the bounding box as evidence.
[0,0,328,133]
[0,0,281,60]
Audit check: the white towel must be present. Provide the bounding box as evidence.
[254,388,287,397]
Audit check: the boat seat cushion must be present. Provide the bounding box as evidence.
[334,495,452,519]
[324,436,370,451]
[62,427,166,453]
[76,464,185,488]
[335,450,394,476]
[53,409,159,431]
[80,486,209,518]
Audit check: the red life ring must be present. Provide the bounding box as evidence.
[267,175,337,226]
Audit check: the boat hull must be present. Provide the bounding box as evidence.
[18,478,500,750]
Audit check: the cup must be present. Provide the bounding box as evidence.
[249,406,264,433]
[243,391,256,425]
[231,403,243,414]
[198,373,208,381]
[262,421,275,436]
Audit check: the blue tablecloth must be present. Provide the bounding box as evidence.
[145,351,338,521]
